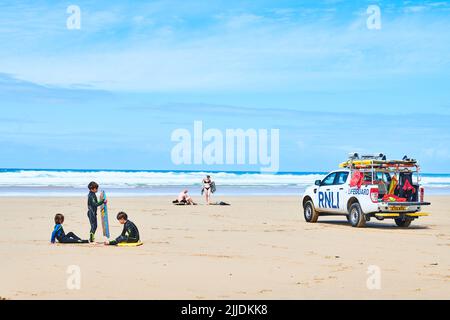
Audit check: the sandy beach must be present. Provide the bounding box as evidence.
[0,195,449,300]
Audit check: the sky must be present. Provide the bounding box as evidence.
[0,0,449,173]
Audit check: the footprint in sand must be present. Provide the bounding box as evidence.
[423,263,439,268]
[313,277,325,283]
[257,243,288,250]
[296,281,310,287]
[258,289,272,294]
[327,263,353,273]
[192,253,235,259]
[426,273,450,281]
[150,241,170,244]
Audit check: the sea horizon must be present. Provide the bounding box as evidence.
[1,168,449,196]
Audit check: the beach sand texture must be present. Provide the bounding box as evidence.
[0,195,449,299]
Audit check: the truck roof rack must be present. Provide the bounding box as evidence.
[348,153,386,161]
[339,159,418,169]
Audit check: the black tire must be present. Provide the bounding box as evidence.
[394,216,413,228]
[304,200,319,223]
[348,202,366,227]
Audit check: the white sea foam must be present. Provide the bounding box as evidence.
[0,170,450,196]
[0,170,448,190]
[0,170,323,188]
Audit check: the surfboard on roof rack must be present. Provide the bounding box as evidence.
[339,157,417,169]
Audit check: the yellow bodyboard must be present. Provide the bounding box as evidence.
[117,241,143,247]
[339,159,417,168]
[339,160,384,168]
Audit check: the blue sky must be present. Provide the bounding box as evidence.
[0,0,449,172]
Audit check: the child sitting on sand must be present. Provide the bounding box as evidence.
[105,212,140,245]
[50,214,88,244]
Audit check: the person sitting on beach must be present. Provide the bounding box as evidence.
[50,213,88,244]
[106,212,140,245]
[201,175,216,205]
[176,189,196,205]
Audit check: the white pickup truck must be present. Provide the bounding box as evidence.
[301,156,431,228]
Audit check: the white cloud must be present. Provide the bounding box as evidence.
[0,4,449,92]
[215,13,264,29]
[404,5,428,13]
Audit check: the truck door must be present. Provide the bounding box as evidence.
[317,172,342,213]
[335,171,350,214]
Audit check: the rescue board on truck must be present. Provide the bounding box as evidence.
[339,159,417,169]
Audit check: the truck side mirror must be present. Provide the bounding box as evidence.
[315,180,321,186]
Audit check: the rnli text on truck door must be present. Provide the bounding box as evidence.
[315,171,349,213]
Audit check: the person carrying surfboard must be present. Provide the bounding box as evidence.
[106,211,140,245]
[87,181,106,243]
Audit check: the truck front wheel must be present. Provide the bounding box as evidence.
[394,216,413,228]
[304,200,319,223]
[349,203,366,227]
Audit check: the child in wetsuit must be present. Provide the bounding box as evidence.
[106,211,140,245]
[51,213,88,244]
[87,181,106,242]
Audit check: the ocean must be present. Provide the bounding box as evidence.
[0,169,449,196]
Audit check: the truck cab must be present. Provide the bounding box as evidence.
[302,154,431,228]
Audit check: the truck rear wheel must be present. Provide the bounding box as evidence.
[304,200,319,223]
[349,202,366,227]
[394,216,413,228]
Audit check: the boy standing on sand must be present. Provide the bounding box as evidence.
[87,181,106,243]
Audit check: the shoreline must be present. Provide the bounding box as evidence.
[1,189,450,197]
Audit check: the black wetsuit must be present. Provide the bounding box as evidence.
[109,220,140,245]
[51,224,88,244]
[87,191,105,235]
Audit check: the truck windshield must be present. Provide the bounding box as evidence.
[321,173,337,186]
